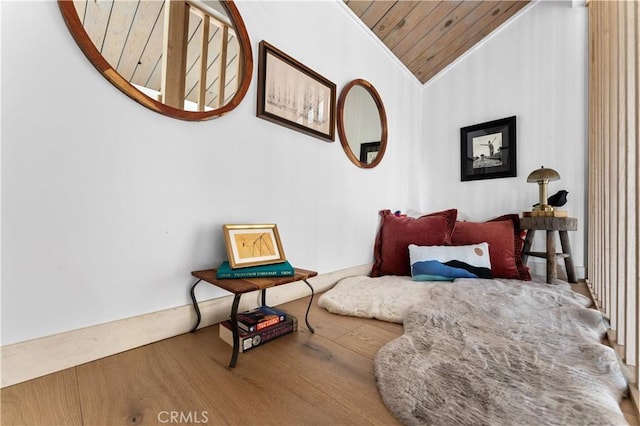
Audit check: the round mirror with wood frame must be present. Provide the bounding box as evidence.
[58,0,253,121]
[337,79,388,168]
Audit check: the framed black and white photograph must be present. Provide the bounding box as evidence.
[257,40,336,142]
[460,116,516,181]
[359,141,380,164]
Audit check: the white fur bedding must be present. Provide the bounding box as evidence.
[317,275,628,426]
[317,274,592,323]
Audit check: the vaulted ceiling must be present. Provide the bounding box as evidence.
[344,1,531,84]
[70,0,531,100]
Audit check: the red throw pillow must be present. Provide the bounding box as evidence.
[372,209,458,277]
[451,214,530,280]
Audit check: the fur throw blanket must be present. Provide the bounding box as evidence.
[319,276,628,426]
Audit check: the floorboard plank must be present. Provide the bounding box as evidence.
[75,342,215,425]
[159,325,380,425]
[0,369,82,426]
[261,327,401,425]
[279,297,368,341]
[334,323,402,360]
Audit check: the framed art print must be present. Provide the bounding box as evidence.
[257,40,336,142]
[222,224,286,269]
[359,141,381,164]
[460,116,517,181]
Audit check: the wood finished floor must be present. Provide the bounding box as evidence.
[2,284,639,426]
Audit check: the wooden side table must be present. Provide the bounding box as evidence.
[520,217,578,284]
[189,268,317,368]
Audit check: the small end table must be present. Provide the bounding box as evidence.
[189,267,317,368]
[520,216,578,284]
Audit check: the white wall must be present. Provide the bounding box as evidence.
[1,0,589,349]
[419,1,588,273]
[0,1,422,345]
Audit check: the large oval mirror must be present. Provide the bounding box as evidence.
[58,0,253,121]
[337,79,388,168]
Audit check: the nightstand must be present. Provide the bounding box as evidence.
[520,217,578,283]
[188,268,317,368]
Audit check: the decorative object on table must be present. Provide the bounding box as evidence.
[256,40,336,142]
[222,224,286,269]
[216,260,295,279]
[460,116,517,181]
[219,314,298,353]
[533,189,569,208]
[524,166,565,217]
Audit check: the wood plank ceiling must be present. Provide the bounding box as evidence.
[344,1,531,84]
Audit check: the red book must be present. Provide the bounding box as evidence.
[236,306,287,333]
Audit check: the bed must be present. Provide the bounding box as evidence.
[318,209,629,426]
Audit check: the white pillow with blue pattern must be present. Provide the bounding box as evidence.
[409,243,493,281]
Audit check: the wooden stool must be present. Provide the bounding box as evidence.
[520,217,578,283]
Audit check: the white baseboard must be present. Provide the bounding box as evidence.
[0,264,372,388]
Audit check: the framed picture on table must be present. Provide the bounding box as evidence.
[222,224,286,269]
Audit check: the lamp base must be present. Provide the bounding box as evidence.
[532,204,555,212]
[523,210,568,218]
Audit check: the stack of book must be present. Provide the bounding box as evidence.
[219,305,297,353]
[216,260,295,279]
[522,210,568,218]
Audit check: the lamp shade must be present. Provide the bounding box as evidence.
[527,166,560,183]
[527,166,561,213]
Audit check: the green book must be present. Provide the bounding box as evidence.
[216,260,295,279]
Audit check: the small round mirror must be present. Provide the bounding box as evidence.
[337,79,388,168]
[58,0,253,121]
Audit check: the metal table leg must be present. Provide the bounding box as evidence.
[303,279,315,333]
[260,282,315,333]
[229,294,242,368]
[189,279,202,333]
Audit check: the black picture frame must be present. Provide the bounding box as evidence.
[460,116,516,181]
[257,40,336,142]
[359,141,380,164]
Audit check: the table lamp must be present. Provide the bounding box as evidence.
[527,166,560,212]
